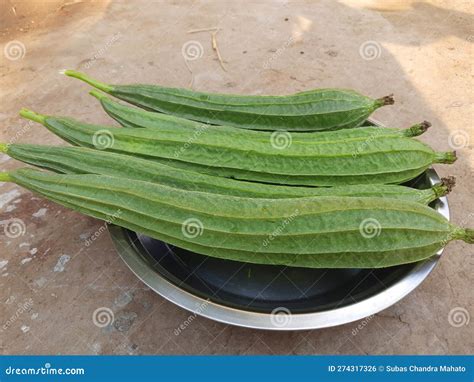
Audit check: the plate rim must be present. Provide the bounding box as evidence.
[107,167,449,330]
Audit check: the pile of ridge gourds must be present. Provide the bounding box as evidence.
[1,70,472,269]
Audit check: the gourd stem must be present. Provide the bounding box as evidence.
[404,121,431,137]
[375,94,395,108]
[89,89,109,101]
[0,172,11,182]
[63,70,114,93]
[0,143,8,153]
[19,108,46,125]
[434,151,457,164]
[464,229,474,244]
[430,176,455,200]
[451,227,474,244]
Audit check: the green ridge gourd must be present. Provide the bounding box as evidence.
[64,70,395,131]
[89,89,430,141]
[0,169,472,268]
[19,109,456,186]
[0,143,453,204]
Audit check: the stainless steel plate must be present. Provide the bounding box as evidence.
[108,167,449,330]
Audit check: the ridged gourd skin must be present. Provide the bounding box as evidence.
[89,89,429,140]
[64,70,394,131]
[19,109,456,186]
[12,188,448,268]
[1,169,471,268]
[0,143,453,204]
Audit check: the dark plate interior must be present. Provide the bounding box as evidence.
[121,172,437,314]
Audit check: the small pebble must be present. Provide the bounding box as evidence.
[0,189,21,209]
[114,291,133,308]
[0,260,8,270]
[113,312,137,333]
[32,208,47,218]
[0,154,11,164]
[53,254,70,272]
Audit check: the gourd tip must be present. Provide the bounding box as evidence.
[420,120,431,131]
[406,121,432,137]
[89,89,107,101]
[63,70,114,93]
[0,172,11,182]
[0,143,8,153]
[448,151,457,164]
[19,108,46,125]
[440,176,456,193]
[436,151,457,164]
[429,176,456,202]
[462,228,474,244]
[378,94,395,107]
[63,69,81,78]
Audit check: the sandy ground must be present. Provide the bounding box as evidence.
[0,0,472,354]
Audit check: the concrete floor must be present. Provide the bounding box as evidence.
[0,0,472,354]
